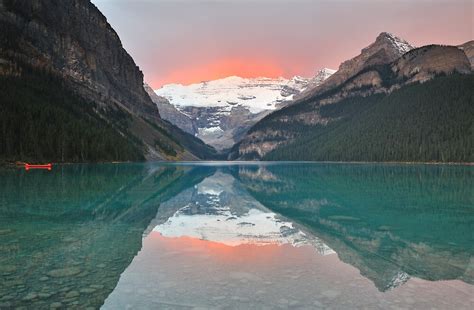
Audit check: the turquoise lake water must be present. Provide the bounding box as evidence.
[0,162,473,309]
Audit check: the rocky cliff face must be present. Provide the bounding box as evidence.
[0,0,158,119]
[392,44,471,83]
[296,32,413,101]
[234,33,473,160]
[458,40,474,70]
[144,83,196,135]
[315,44,471,106]
[0,0,214,160]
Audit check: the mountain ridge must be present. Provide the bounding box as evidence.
[231,33,473,161]
[295,32,414,102]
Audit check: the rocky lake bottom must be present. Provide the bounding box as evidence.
[0,162,473,309]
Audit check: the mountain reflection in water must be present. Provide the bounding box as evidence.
[233,164,474,291]
[0,163,472,309]
[104,163,473,309]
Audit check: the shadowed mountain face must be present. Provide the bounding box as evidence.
[233,164,474,291]
[0,0,217,161]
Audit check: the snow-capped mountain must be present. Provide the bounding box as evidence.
[151,69,334,151]
[157,76,295,114]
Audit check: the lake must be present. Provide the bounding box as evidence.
[0,162,473,309]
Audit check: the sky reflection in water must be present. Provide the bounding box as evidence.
[0,163,472,309]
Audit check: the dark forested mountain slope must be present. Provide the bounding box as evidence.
[257,74,474,162]
[0,0,217,162]
[0,69,145,162]
[232,33,473,162]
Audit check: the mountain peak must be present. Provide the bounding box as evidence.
[316,68,337,78]
[319,68,337,74]
[376,32,399,41]
[295,33,413,102]
[370,32,414,55]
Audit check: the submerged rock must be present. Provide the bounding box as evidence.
[0,229,13,235]
[80,288,96,294]
[47,267,81,278]
[22,292,38,301]
[64,290,80,298]
[50,302,62,309]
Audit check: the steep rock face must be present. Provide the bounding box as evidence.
[0,0,157,119]
[234,33,472,160]
[315,44,471,106]
[155,71,334,151]
[236,129,291,159]
[392,45,471,83]
[144,83,196,135]
[458,40,474,70]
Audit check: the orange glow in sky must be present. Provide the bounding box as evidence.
[152,58,286,86]
[93,0,473,88]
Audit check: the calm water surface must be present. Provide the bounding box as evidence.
[0,163,473,309]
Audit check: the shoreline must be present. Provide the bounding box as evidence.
[2,159,473,168]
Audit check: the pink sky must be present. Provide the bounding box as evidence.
[92,0,473,88]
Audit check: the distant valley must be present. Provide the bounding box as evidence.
[148,69,335,151]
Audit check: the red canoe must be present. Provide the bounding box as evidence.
[24,163,52,171]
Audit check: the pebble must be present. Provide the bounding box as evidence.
[0,265,17,274]
[22,292,38,301]
[313,300,323,307]
[39,276,49,282]
[77,271,90,278]
[0,229,13,235]
[80,288,96,294]
[90,284,104,289]
[65,290,80,298]
[38,292,52,299]
[278,298,289,305]
[97,263,106,268]
[50,302,62,309]
[322,290,340,299]
[47,267,81,278]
